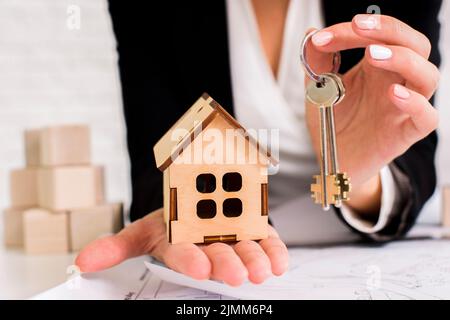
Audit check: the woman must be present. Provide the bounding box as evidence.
[76,0,442,286]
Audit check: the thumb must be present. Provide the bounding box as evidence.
[75,209,167,273]
[303,28,336,85]
[74,236,129,273]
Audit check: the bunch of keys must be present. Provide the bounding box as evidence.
[300,30,351,211]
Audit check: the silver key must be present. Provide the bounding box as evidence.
[306,73,351,210]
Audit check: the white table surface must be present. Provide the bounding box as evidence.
[0,225,76,300]
[0,192,443,300]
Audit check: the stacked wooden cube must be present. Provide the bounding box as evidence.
[443,186,450,228]
[3,125,123,254]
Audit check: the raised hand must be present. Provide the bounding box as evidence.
[306,14,439,213]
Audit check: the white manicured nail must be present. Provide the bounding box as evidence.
[355,15,378,30]
[393,84,410,99]
[369,45,392,60]
[312,31,334,46]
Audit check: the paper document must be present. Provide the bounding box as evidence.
[35,238,450,300]
[33,256,234,300]
[146,239,450,300]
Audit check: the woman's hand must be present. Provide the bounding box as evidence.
[306,14,440,214]
[75,208,289,286]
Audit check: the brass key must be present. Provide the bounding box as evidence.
[306,73,351,210]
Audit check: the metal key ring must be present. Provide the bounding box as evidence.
[300,29,341,84]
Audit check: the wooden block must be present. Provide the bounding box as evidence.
[38,166,104,211]
[443,186,450,227]
[40,125,91,166]
[3,208,25,247]
[23,208,69,254]
[69,203,122,251]
[110,202,124,232]
[10,168,39,207]
[24,129,42,167]
[94,166,106,205]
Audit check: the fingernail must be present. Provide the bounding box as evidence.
[393,84,410,99]
[354,15,378,30]
[312,31,333,46]
[369,44,392,60]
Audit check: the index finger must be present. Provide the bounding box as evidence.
[352,14,431,58]
[311,15,431,59]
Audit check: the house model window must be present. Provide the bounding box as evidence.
[196,174,216,193]
[195,172,243,219]
[153,93,278,244]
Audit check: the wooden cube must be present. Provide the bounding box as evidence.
[40,125,91,166]
[23,208,69,254]
[3,208,25,247]
[38,166,104,211]
[24,129,42,167]
[10,168,39,207]
[110,202,124,232]
[443,186,450,227]
[69,204,123,251]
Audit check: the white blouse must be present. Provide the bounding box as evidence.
[226,0,398,235]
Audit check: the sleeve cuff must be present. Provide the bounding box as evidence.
[340,166,397,234]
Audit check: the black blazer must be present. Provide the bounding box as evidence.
[107,0,442,239]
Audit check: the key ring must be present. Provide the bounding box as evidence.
[300,29,341,84]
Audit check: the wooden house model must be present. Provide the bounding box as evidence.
[153,94,277,244]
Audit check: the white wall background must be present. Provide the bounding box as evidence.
[0,0,130,210]
[433,0,450,222]
[0,0,449,222]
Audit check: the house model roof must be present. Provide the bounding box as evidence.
[153,93,278,171]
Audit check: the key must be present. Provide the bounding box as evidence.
[306,73,351,210]
[324,73,348,208]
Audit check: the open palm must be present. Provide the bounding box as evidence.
[76,208,289,286]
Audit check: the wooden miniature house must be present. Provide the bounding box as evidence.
[153,93,277,244]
